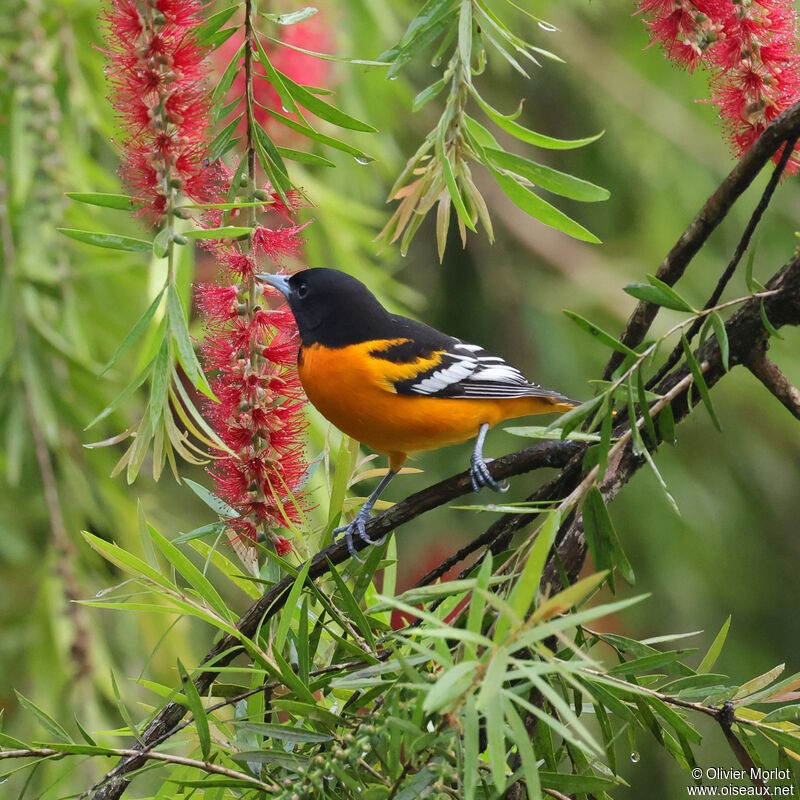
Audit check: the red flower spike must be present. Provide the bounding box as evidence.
[637,0,800,172]
[273,535,293,557]
[104,0,220,222]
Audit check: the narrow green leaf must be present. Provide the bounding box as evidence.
[563,310,637,356]
[274,557,312,653]
[276,68,376,132]
[182,477,240,518]
[584,487,635,586]
[505,700,541,800]
[101,288,164,375]
[327,559,376,651]
[681,333,722,431]
[57,228,151,252]
[166,283,214,398]
[206,114,243,162]
[708,312,730,371]
[463,695,479,800]
[212,43,244,101]
[466,553,492,656]
[637,368,657,446]
[624,280,693,313]
[760,300,783,339]
[412,78,446,111]
[473,90,603,149]
[484,687,508,793]
[658,402,676,446]
[177,660,210,759]
[698,615,731,674]
[148,525,232,622]
[109,671,143,745]
[276,146,335,167]
[150,339,170,429]
[440,143,477,232]
[197,6,238,44]
[490,169,600,243]
[261,6,318,25]
[486,147,609,202]
[65,192,133,210]
[267,108,374,161]
[82,531,172,590]
[182,226,252,240]
[14,692,72,743]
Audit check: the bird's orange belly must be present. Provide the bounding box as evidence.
[298,342,569,456]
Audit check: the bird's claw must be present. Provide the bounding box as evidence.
[470,454,509,493]
[332,511,386,562]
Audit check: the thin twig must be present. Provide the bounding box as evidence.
[604,99,800,380]
[646,133,799,390]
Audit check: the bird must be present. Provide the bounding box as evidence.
[257,268,576,560]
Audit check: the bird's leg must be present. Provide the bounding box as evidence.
[333,469,397,562]
[470,423,509,493]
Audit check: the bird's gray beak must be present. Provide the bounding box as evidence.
[256,272,291,299]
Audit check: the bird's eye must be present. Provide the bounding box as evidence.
[297,282,308,299]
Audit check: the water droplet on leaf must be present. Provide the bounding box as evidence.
[538,20,558,32]
[353,156,371,165]
[630,751,640,763]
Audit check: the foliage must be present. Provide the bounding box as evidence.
[1,0,800,798]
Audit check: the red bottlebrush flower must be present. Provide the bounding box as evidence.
[637,0,800,171]
[273,535,293,556]
[104,0,221,222]
[213,7,335,144]
[197,208,309,544]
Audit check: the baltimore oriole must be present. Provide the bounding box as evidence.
[258,268,576,559]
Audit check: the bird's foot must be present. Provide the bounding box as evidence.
[469,454,509,494]
[332,508,386,562]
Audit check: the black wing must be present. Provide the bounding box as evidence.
[382,315,574,403]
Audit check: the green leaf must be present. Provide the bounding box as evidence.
[423,661,477,712]
[267,108,374,161]
[539,772,620,793]
[637,368,657,446]
[177,660,210,759]
[276,146,335,167]
[236,722,332,742]
[109,671,143,745]
[327,559,377,652]
[82,530,172,590]
[484,682,508,793]
[485,147,609,202]
[584,487,635,586]
[762,705,800,723]
[166,283,214,398]
[182,226,253,240]
[14,692,72,743]
[275,68,377,133]
[212,43,244,102]
[473,90,603,150]
[681,333,721,431]
[466,553,493,656]
[708,312,730,371]
[490,168,600,243]
[197,6,238,44]
[274,558,312,654]
[100,288,164,375]
[658,402,676,446]
[439,139,477,233]
[65,192,133,210]
[505,700,541,800]
[261,6,318,25]
[173,522,227,544]
[56,228,151,252]
[206,114,243,162]
[698,615,731,674]
[563,310,637,356]
[760,300,783,339]
[150,339,170,429]
[412,79,446,111]
[624,278,694,313]
[183,477,240,518]
[148,525,233,622]
[463,695,479,800]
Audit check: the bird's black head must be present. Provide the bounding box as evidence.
[257,268,391,347]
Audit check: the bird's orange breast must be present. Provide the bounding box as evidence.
[298,341,570,458]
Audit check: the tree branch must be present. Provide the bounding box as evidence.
[747,346,800,421]
[603,98,800,380]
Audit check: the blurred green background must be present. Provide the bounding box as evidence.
[1,0,798,796]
